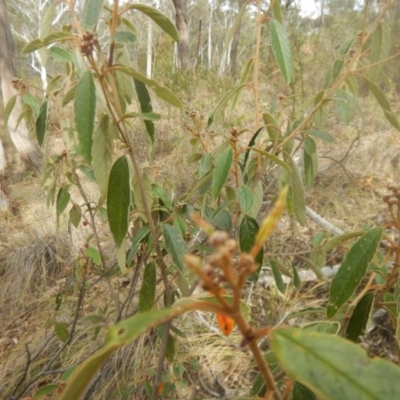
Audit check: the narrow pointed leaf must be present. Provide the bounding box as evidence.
[270,19,292,84]
[56,186,70,216]
[69,204,82,228]
[271,328,400,400]
[369,21,390,80]
[139,262,156,312]
[75,70,96,164]
[270,259,286,293]
[237,185,254,213]
[36,100,48,145]
[162,224,188,271]
[288,157,306,225]
[22,94,40,117]
[239,215,263,281]
[107,156,130,248]
[92,115,113,199]
[327,228,383,318]
[82,0,105,30]
[292,381,317,400]
[346,292,374,342]
[212,147,233,199]
[4,95,17,126]
[124,4,179,42]
[134,79,155,144]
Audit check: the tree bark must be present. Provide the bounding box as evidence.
[171,0,190,71]
[0,0,42,174]
[230,0,245,79]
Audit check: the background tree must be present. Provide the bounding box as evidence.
[0,0,42,174]
[172,0,190,70]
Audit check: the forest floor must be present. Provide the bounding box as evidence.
[1,107,400,399]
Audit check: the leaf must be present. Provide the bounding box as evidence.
[270,19,292,84]
[4,95,17,126]
[271,328,400,400]
[237,185,254,213]
[59,308,185,400]
[113,66,182,109]
[127,225,150,266]
[271,0,283,24]
[82,0,105,30]
[270,259,286,294]
[307,129,335,143]
[139,262,156,312]
[207,84,247,127]
[36,100,48,146]
[198,153,213,177]
[131,169,153,215]
[33,384,59,398]
[162,224,188,271]
[107,156,130,248]
[212,147,233,200]
[229,58,253,111]
[75,70,96,164]
[303,137,318,187]
[247,147,291,172]
[166,334,175,362]
[22,94,40,117]
[42,31,76,46]
[239,215,263,281]
[323,231,364,253]
[346,292,374,342]
[50,47,72,62]
[369,21,390,80]
[124,4,179,42]
[55,322,69,343]
[92,114,113,199]
[302,322,340,334]
[288,157,306,225]
[113,31,136,43]
[291,264,301,289]
[210,208,232,231]
[134,79,155,144]
[69,204,82,228]
[86,247,101,265]
[56,186,70,217]
[327,228,383,318]
[62,84,77,107]
[292,381,317,400]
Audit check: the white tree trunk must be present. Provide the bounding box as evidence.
[146,19,152,78]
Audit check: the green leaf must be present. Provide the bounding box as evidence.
[239,215,263,281]
[92,114,113,199]
[207,84,247,127]
[22,94,40,117]
[307,129,334,143]
[271,0,283,24]
[127,225,150,266]
[270,19,292,84]
[75,70,96,164]
[302,322,340,334]
[292,381,317,400]
[113,66,183,109]
[107,156,130,248]
[210,208,232,231]
[36,100,48,146]
[82,0,105,30]
[21,38,45,54]
[237,185,254,213]
[270,259,286,294]
[56,186,70,217]
[4,95,17,126]
[198,153,213,177]
[59,308,184,400]
[369,21,390,80]
[212,147,233,200]
[139,262,156,312]
[134,79,155,144]
[50,47,72,62]
[288,157,306,225]
[346,292,374,342]
[339,37,355,56]
[166,334,175,362]
[303,138,318,187]
[247,147,291,172]
[229,58,254,111]
[323,231,364,253]
[62,84,77,107]
[327,228,383,318]
[162,224,188,271]
[113,31,136,43]
[271,328,400,400]
[33,384,59,398]
[69,204,82,228]
[86,247,101,265]
[41,31,76,46]
[55,322,69,343]
[291,264,301,289]
[124,4,179,42]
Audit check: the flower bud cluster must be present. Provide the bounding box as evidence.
[80,31,97,56]
[12,78,26,94]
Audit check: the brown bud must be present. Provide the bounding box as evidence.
[209,231,229,247]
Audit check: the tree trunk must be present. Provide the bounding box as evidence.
[0,0,42,174]
[230,0,245,80]
[171,0,190,71]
